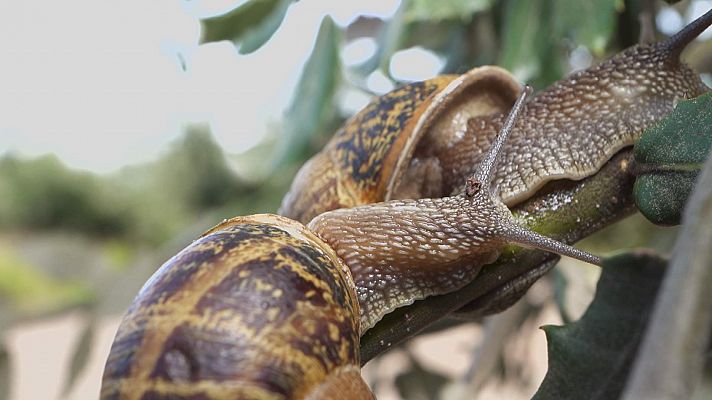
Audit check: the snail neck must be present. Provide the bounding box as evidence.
[410,40,709,205]
[308,195,510,331]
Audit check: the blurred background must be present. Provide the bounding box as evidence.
[1,0,711,399]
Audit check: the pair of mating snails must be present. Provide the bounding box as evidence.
[101,9,712,400]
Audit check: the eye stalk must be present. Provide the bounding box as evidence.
[463,85,602,267]
[469,85,533,189]
[310,85,601,331]
[465,85,533,199]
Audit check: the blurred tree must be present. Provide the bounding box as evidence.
[156,126,242,211]
[0,154,128,236]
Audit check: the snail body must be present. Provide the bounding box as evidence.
[280,9,712,222]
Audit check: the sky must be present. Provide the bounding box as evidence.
[0,0,401,173]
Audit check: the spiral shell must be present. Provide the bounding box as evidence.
[279,66,521,223]
[101,214,372,400]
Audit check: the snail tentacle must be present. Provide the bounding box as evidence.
[310,87,600,331]
[468,85,533,188]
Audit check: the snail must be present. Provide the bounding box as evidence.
[279,7,712,337]
[101,10,712,400]
[101,88,600,399]
[101,213,372,399]
[280,8,712,224]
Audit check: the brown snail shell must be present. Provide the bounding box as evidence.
[101,214,373,400]
[279,66,521,223]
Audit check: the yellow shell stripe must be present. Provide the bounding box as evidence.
[102,215,360,400]
[330,76,455,204]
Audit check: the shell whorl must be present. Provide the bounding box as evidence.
[278,76,456,223]
[279,67,521,223]
[101,214,372,400]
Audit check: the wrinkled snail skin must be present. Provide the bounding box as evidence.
[280,9,712,223]
[308,195,509,331]
[360,151,638,362]
[437,38,710,204]
[101,215,373,400]
[308,88,601,331]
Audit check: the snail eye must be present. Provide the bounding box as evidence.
[465,178,483,197]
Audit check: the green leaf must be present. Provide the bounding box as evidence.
[376,3,408,76]
[498,0,562,87]
[551,0,621,55]
[498,0,619,86]
[623,128,712,399]
[274,16,342,166]
[348,1,408,80]
[533,252,667,400]
[404,0,493,22]
[200,0,293,54]
[353,0,492,81]
[634,92,712,225]
[552,268,570,323]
